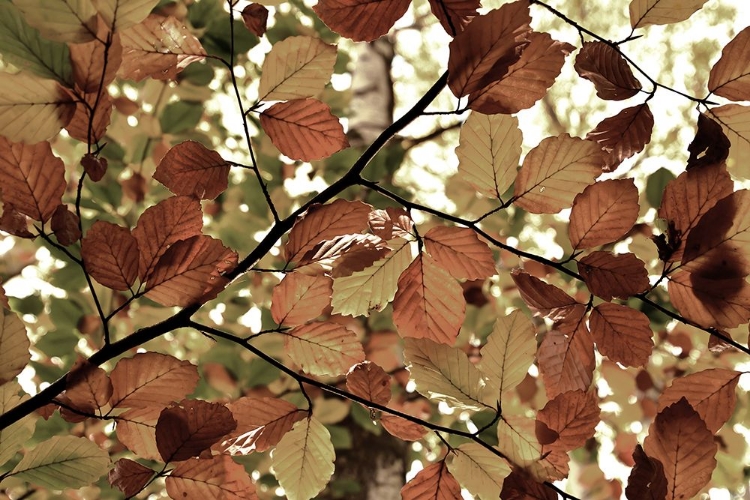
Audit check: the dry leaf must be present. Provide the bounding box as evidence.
[578,251,649,301]
[81,221,139,291]
[156,399,237,462]
[313,0,411,41]
[154,141,230,200]
[586,104,654,169]
[401,461,462,500]
[574,41,641,100]
[568,178,640,249]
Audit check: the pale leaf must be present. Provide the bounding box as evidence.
[285,322,365,376]
[448,443,511,500]
[368,207,414,240]
[496,416,572,482]
[108,458,154,497]
[271,273,332,326]
[578,251,649,301]
[479,309,536,395]
[156,400,237,462]
[0,308,30,385]
[224,397,305,454]
[0,381,35,468]
[709,104,750,177]
[110,352,199,409]
[312,0,411,42]
[165,456,258,500]
[573,41,641,100]
[81,220,140,291]
[346,361,391,406]
[259,36,337,101]
[630,0,708,29]
[568,178,640,249]
[154,141,230,200]
[590,303,653,367]
[401,461,462,500]
[708,26,750,101]
[115,407,161,460]
[586,104,654,169]
[424,226,496,280]
[536,390,599,452]
[12,0,98,43]
[271,417,334,500]
[92,0,161,31]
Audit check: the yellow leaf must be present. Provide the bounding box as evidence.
[709,104,750,178]
[0,381,35,468]
[479,310,535,395]
[629,0,708,29]
[448,443,511,500]
[0,308,29,384]
[259,36,337,101]
[285,322,365,376]
[92,0,160,31]
[709,26,750,101]
[271,417,334,500]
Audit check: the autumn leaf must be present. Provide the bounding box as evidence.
[424,226,496,280]
[0,382,36,468]
[479,309,536,395]
[165,455,258,500]
[145,235,238,307]
[241,4,268,37]
[574,41,641,100]
[115,407,162,461]
[469,31,574,115]
[313,0,411,42]
[154,141,230,200]
[401,461,462,500]
[686,113,730,170]
[81,220,140,291]
[657,369,741,433]
[708,104,750,177]
[511,270,579,320]
[301,234,390,277]
[65,362,113,413]
[66,91,113,144]
[500,470,557,500]
[578,251,649,301]
[456,111,522,199]
[285,321,365,376]
[448,443,511,499]
[668,271,750,328]
[586,104,654,169]
[109,459,154,497]
[590,303,653,367]
[92,0,162,32]
[368,207,414,240]
[0,308,30,385]
[69,20,122,92]
[258,36,337,101]
[513,134,605,214]
[536,390,599,452]
[447,2,531,98]
[12,0,98,43]
[271,272,333,326]
[568,178,640,249]
[428,0,478,35]
[346,361,391,407]
[261,98,349,161]
[496,415,568,479]
[392,253,466,345]
[630,0,709,29]
[643,398,717,500]
[380,413,428,441]
[625,445,668,500]
[156,400,237,462]
[109,352,200,409]
[272,417,335,500]
[224,397,305,454]
[708,26,750,101]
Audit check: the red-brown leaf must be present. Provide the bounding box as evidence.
[423,226,496,280]
[643,398,717,500]
[156,400,237,462]
[510,270,578,320]
[586,104,654,170]
[428,0,478,35]
[81,220,140,291]
[51,204,81,246]
[381,413,428,441]
[165,456,258,500]
[469,31,574,115]
[537,310,595,398]
[80,153,108,182]
[133,195,204,281]
[574,41,641,100]
[578,251,649,301]
[0,137,65,222]
[260,98,349,161]
[346,361,392,406]
[115,407,162,461]
[299,233,389,277]
[568,178,640,249]
[657,368,741,433]
[0,206,33,238]
[368,207,413,240]
[401,461,462,500]
[241,4,269,37]
[500,470,556,500]
[590,303,653,367]
[668,271,750,328]
[66,362,113,412]
[108,458,154,497]
[271,272,333,326]
[708,25,750,101]
[69,22,122,93]
[285,199,371,263]
[110,352,200,409]
[625,445,668,500]
[66,90,113,144]
[224,397,305,453]
[312,0,411,41]
[536,390,599,452]
[447,2,532,98]
[154,141,230,200]
[686,113,730,170]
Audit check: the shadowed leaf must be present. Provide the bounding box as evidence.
[586,104,654,169]
[165,456,258,499]
[241,4,268,37]
[428,0,478,35]
[574,41,641,100]
[708,104,750,177]
[69,22,122,92]
[312,0,411,42]
[626,445,667,500]
[156,400,236,462]
[669,271,750,328]
[511,270,579,320]
[224,397,305,454]
[12,0,98,43]
[536,390,599,452]
[686,113,730,169]
[108,459,154,497]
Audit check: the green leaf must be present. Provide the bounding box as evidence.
[11,435,110,489]
[646,167,676,209]
[160,101,204,135]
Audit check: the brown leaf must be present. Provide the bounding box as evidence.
[66,361,113,412]
[115,407,162,460]
[574,41,641,100]
[122,172,147,203]
[536,390,599,452]
[271,272,333,326]
[224,397,305,453]
[401,461,462,499]
[447,2,531,98]
[81,220,140,291]
[154,141,230,200]
[643,398,717,500]
[586,104,654,170]
[380,413,428,441]
[569,178,640,249]
[577,251,649,301]
[590,303,653,367]
[423,226,495,280]
[110,352,200,409]
[537,310,595,398]
[625,445,668,500]
[313,0,410,41]
[658,162,733,263]
[469,31,574,115]
[69,21,123,93]
[0,137,65,222]
[80,153,108,182]
[657,369,741,434]
[285,199,371,263]
[66,90,113,144]
[165,456,258,500]
[0,205,33,238]
[299,233,389,277]
[241,4,269,37]
[510,270,578,320]
[260,99,349,161]
[368,207,413,240]
[346,361,392,406]
[686,113,730,170]
[513,134,605,214]
[145,235,238,307]
[500,470,557,500]
[156,400,237,462]
[108,458,154,497]
[119,15,206,82]
[708,25,750,101]
[392,254,466,345]
[668,271,750,328]
[629,0,708,29]
[133,195,204,281]
[285,321,366,376]
[51,205,81,246]
[428,0,478,35]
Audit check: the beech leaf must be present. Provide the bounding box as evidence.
[11,0,98,43]
[686,113,730,170]
[586,104,654,169]
[165,456,258,500]
[224,397,305,454]
[500,471,557,500]
[448,443,511,500]
[574,41,641,100]
[241,4,268,37]
[495,415,569,481]
[66,90,113,144]
[154,141,230,200]
[668,271,750,328]
[568,178,640,249]
[312,0,411,42]
[69,21,122,92]
[109,459,154,497]
[380,414,427,441]
[536,390,599,452]
[115,407,161,460]
[258,36,337,101]
[424,226,496,280]
[709,104,750,177]
[590,303,653,367]
[368,207,413,240]
[65,362,113,412]
[708,26,750,101]
[285,321,365,376]
[630,0,708,29]
[479,309,536,395]
[510,270,579,320]
[626,445,668,500]
[428,0,478,36]
[301,233,389,277]
[271,272,333,326]
[0,308,30,385]
[401,461,462,500]
[156,400,237,462]
[578,251,649,301]
[51,205,81,246]
[81,221,140,291]
[0,382,36,468]
[92,0,161,32]
[346,361,391,407]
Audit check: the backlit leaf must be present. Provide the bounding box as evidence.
[709,104,750,177]
[110,352,199,409]
[574,41,641,100]
[0,137,65,222]
[261,99,349,161]
[479,309,535,395]
[271,272,333,326]
[368,207,413,240]
[643,398,717,500]
[65,362,113,412]
[165,455,258,500]
[156,400,237,462]
[0,382,35,468]
[626,445,668,500]
[108,458,154,497]
[590,303,653,367]
[578,251,649,301]
[586,104,654,169]
[258,36,336,101]
[69,22,122,92]
[455,111,522,199]
[424,226,495,280]
[469,31,573,115]
[145,235,238,307]
[224,397,305,454]
[346,361,391,406]
[11,435,110,489]
[115,407,161,460]
[154,141,230,200]
[401,461,461,500]
[380,414,427,441]
[657,369,741,433]
[81,221,139,291]
[568,178,640,249]
[271,417,334,500]
[536,390,599,452]
[496,415,569,479]
[92,0,161,32]
[0,308,29,385]
[313,0,410,41]
[448,443,511,500]
[12,0,98,43]
[301,234,389,277]
[447,2,531,98]
[708,26,750,101]
[392,253,466,345]
[65,90,113,144]
[285,321,365,376]
[537,309,595,398]
[630,0,708,29]
[668,271,750,328]
[510,270,578,320]
[428,0,478,35]
[404,337,492,411]
[513,134,605,214]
